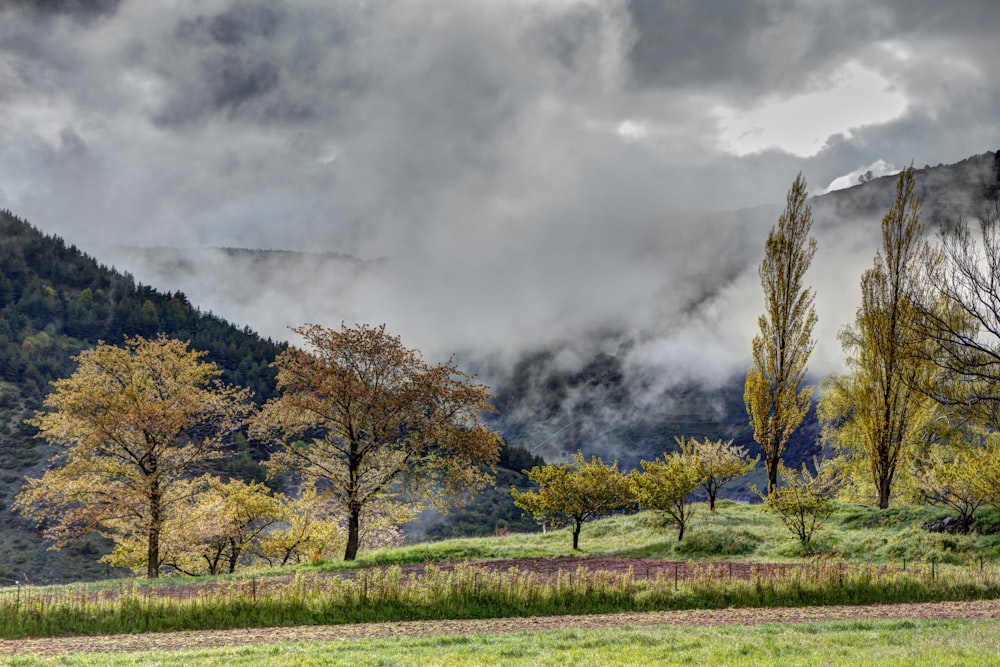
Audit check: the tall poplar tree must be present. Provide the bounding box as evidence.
[818,167,936,508]
[745,174,818,494]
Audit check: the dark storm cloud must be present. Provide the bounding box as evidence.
[2,0,119,21]
[150,5,291,126]
[627,0,781,89]
[526,3,604,73]
[623,0,893,98]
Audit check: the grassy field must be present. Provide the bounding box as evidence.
[3,501,1000,640]
[316,500,1000,569]
[6,618,1000,666]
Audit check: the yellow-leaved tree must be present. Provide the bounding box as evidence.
[511,451,632,550]
[14,335,251,578]
[745,174,818,494]
[752,461,837,547]
[819,167,938,509]
[166,476,284,576]
[630,450,704,541]
[256,489,345,567]
[250,323,503,561]
[676,436,758,511]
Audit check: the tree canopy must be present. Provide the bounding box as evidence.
[819,168,937,509]
[676,436,758,512]
[630,451,704,541]
[251,323,503,560]
[511,451,632,550]
[14,335,252,578]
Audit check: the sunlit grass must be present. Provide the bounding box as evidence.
[3,553,1000,639]
[4,501,1000,640]
[7,619,1000,666]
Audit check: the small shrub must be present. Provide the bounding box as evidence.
[975,508,1000,535]
[674,529,761,557]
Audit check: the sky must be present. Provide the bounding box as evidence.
[1,0,999,397]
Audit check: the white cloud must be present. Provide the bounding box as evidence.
[823,159,900,193]
[616,119,648,141]
[713,62,909,157]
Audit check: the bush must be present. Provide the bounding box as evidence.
[674,528,761,557]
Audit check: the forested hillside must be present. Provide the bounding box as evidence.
[0,210,293,581]
[0,210,541,580]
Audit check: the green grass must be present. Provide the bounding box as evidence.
[323,500,999,568]
[4,500,1000,640]
[8,619,1000,666]
[3,553,1000,639]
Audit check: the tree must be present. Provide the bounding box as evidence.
[745,174,818,494]
[168,476,284,575]
[630,451,704,541]
[256,488,344,567]
[14,335,251,578]
[676,436,758,511]
[916,201,1000,427]
[819,167,937,509]
[911,449,991,534]
[752,462,836,547]
[251,323,503,561]
[511,451,632,550]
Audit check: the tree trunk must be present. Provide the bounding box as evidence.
[344,505,361,560]
[227,538,240,574]
[572,520,582,550]
[677,521,685,541]
[147,481,161,579]
[766,454,779,496]
[709,493,717,512]
[877,482,891,510]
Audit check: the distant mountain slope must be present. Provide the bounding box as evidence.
[493,152,1000,469]
[812,151,1000,231]
[97,151,1000,479]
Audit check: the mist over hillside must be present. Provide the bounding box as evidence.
[103,151,1000,467]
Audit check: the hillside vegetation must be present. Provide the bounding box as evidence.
[0,210,541,582]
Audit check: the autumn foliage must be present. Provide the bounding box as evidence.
[14,335,252,578]
[744,174,817,495]
[630,451,704,541]
[251,323,503,561]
